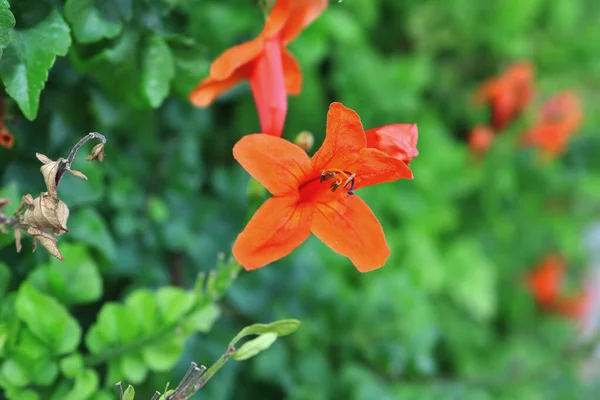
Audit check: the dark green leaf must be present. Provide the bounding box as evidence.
[64,0,122,43]
[0,10,71,120]
[142,35,175,108]
[0,0,15,59]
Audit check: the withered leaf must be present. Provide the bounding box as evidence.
[36,153,65,198]
[68,169,88,180]
[27,227,63,261]
[86,143,105,163]
[0,198,9,209]
[22,193,69,234]
[14,228,22,253]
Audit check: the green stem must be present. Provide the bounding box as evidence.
[184,345,236,397]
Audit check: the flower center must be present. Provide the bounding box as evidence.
[319,168,356,195]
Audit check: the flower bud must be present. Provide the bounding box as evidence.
[294,131,314,152]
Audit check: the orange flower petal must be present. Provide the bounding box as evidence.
[233,134,312,196]
[261,0,293,39]
[281,47,302,95]
[233,195,311,270]
[279,0,328,44]
[248,37,288,137]
[189,72,246,107]
[353,148,413,190]
[312,102,366,172]
[310,195,389,272]
[365,123,419,164]
[209,40,263,81]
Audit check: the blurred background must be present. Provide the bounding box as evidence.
[2,0,600,399]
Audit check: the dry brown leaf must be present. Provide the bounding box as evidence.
[68,169,88,180]
[14,228,22,253]
[27,227,63,261]
[86,143,105,163]
[36,153,65,198]
[22,194,69,234]
[0,198,9,209]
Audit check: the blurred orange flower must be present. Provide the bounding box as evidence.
[526,255,592,320]
[468,125,495,156]
[555,290,592,320]
[475,62,534,130]
[526,255,565,307]
[0,127,13,149]
[232,103,413,272]
[521,91,583,157]
[189,0,327,137]
[365,123,419,165]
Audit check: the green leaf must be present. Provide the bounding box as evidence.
[48,244,102,303]
[60,353,84,378]
[141,336,184,372]
[230,319,301,345]
[141,35,175,108]
[119,353,148,384]
[14,282,81,355]
[124,290,158,336]
[0,10,71,120]
[156,287,195,325]
[93,303,139,345]
[0,0,15,59]
[147,196,169,223]
[64,369,99,400]
[0,357,31,387]
[0,262,10,297]
[64,0,122,43]
[232,333,278,361]
[88,391,114,400]
[122,385,135,400]
[31,243,102,305]
[170,39,208,97]
[69,207,116,262]
[181,303,221,335]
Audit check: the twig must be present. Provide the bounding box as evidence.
[55,132,106,187]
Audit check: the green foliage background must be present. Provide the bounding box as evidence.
[2,0,600,399]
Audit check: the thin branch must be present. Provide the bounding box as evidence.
[55,132,106,187]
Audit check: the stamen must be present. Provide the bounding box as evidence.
[320,169,356,195]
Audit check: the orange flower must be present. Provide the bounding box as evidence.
[526,255,565,307]
[189,0,327,137]
[554,290,592,320]
[0,127,13,149]
[521,91,583,157]
[475,62,534,130]
[468,125,495,156]
[365,123,418,165]
[232,103,413,272]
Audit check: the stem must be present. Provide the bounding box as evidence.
[55,132,106,187]
[184,345,236,397]
[0,215,19,228]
